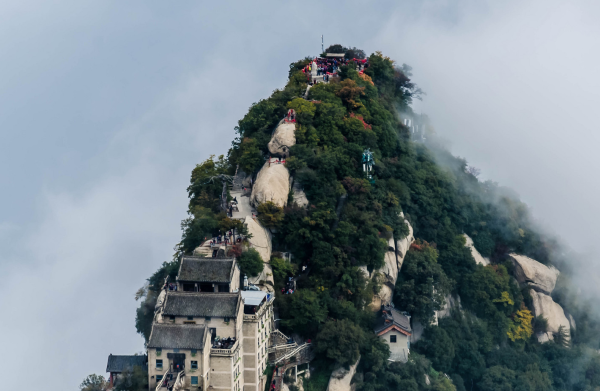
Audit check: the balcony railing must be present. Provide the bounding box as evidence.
[211,339,240,356]
[243,295,275,321]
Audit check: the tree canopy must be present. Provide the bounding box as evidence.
[130,48,600,391]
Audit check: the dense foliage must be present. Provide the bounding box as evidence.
[131,47,600,391]
[79,374,107,391]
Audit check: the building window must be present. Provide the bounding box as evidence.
[173,348,180,353]
[224,317,230,322]
[156,359,163,369]
[191,349,197,356]
[156,348,162,356]
[169,315,175,321]
[191,376,199,385]
[156,375,163,382]
[390,335,397,343]
[187,316,193,321]
[191,361,198,369]
[205,317,211,321]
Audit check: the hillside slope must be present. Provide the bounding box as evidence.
[136,49,600,391]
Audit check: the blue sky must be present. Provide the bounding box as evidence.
[2,1,600,389]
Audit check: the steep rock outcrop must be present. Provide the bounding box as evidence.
[396,215,415,270]
[374,238,398,306]
[245,216,272,263]
[510,253,559,295]
[251,161,290,208]
[530,289,570,342]
[268,121,296,156]
[290,177,309,208]
[327,357,360,391]
[244,215,274,292]
[248,263,275,293]
[463,234,490,266]
[368,216,414,309]
[436,294,462,321]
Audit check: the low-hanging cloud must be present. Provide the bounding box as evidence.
[3,0,600,389]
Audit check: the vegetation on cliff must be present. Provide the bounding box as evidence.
[134,48,600,391]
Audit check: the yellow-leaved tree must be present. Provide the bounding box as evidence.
[507,304,534,342]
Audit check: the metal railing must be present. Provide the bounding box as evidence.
[272,343,312,365]
[172,370,185,391]
[154,369,170,391]
[271,329,289,342]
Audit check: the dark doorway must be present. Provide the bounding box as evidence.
[218,284,229,292]
[167,353,186,372]
[209,328,216,344]
[200,283,213,292]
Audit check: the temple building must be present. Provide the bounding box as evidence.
[144,256,274,391]
[374,305,412,363]
[105,354,147,389]
[176,257,240,293]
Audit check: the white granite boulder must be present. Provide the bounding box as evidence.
[326,357,360,391]
[250,161,290,208]
[366,216,415,309]
[463,234,490,266]
[244,215,272,263]
[396,215,415,270]
[290,177,309,208]
[530,289,570,342]
[374,238,399,305]
[244,215,274,292]
[268,121,296,157]
[510,253,559,295]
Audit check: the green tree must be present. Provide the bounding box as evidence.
[288,98,316,125]
[478,366,516,391]
[257,201,285,228]
[270,256,296,282]
[415,326,455,373]
[393,241,452,323]
[316,319,364,368]
[432,376,457,391]
[279,290,327,337]
[114,366,148,391]
[514,364,552,391]
[238,248,264,277]
[80,374,107,391]
[238,137,263,174]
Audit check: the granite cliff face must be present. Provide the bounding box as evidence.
[250,161,290,208]
[510,253,559,295]
[530,289,570,342]
[367,216,415,308]
[463,234,490,266]
[268,121,296,157]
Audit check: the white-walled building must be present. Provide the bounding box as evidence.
[146,257,274,391]
[374,305,412,363]
[240,291,274,391]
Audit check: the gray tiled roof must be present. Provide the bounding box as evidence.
[163,292,240,318]
[178,257,235,283]
[106,354,147,373]
[148,324,207,350]
[374,305,412,334]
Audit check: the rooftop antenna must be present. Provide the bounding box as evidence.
[321,35,324,53]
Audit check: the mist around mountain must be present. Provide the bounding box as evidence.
[132,48,600,391]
